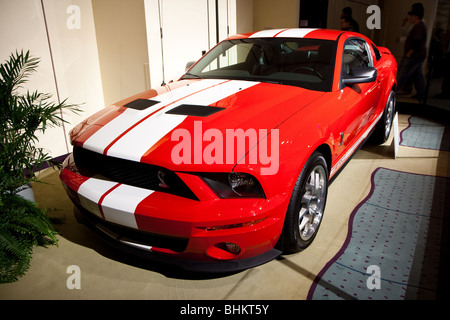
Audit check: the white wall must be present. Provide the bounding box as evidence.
[1,0,249,158]
[144,0,243,87]
[236,0,254,34]
[92,0,150,107]
[0,0,104,158]
[253,0,300,31]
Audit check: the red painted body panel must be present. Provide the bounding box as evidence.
[60,29,397,270]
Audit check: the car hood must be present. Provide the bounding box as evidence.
[70,79,324,171]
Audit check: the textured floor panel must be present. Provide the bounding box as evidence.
[400,116,450,151]
[308,168,449,300]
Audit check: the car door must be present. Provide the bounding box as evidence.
[336,38,381,152]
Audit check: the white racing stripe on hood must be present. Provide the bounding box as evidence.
[105,80,260,162]
[82,79,225,155]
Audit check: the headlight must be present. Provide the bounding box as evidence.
[200,172,265,199]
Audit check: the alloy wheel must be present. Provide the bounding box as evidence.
[298,165,327,241]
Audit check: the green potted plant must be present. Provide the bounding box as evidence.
[0,50,80,283]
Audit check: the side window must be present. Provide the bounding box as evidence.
[342,39,371,75]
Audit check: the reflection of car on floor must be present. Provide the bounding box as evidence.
[60,28,397,272]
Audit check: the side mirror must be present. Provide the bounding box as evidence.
[185,61,195,72]
[342,66,377,85]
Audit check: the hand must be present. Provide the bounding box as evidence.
[402,17,409,26]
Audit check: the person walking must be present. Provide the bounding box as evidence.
[397,3,427,104]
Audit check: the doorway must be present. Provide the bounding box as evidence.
[299,0,329,28]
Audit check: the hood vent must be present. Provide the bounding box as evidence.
[124,99,160,110]
[166,104,225,117]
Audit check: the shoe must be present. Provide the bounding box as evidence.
[411,94,425,104]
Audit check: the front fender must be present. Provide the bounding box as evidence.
[233,104,335,201]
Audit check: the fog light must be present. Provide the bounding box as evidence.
[205,242,242,260]
[224,242,241,255]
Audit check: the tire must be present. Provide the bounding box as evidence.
[283,152,329,253]
[371,90,396,144]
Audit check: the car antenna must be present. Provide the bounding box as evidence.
[158,0,166,86]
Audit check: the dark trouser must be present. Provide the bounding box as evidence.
[397,57,426,99]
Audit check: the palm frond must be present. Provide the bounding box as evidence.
[0,50,39,95]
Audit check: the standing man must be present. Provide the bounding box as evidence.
[397,3,427,104]
[341,7,360,33]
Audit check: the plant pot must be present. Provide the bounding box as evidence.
[16,183,35,202]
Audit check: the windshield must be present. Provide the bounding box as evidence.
[183,38,336,92]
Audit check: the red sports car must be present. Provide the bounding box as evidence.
[60,28,397,272]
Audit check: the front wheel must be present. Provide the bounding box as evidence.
[282,152,329,253]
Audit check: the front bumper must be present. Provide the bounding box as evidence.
[60,154,287,272]
[74,205,282,272]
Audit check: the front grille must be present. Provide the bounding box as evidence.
[76,204,189,253]
[73,146,198,200]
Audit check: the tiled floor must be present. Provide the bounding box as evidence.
[309,168,449,300]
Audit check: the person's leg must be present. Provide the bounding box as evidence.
[397,58,416,94]
[411,58,426,101]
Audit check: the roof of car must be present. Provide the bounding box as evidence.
[228,28,348,41]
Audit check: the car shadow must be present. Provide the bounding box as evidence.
[64,213,245,280]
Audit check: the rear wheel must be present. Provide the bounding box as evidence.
[283,152,328,252]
